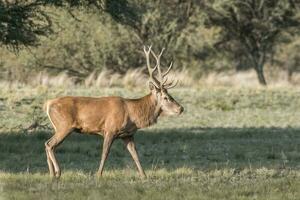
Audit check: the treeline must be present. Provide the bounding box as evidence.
[0,0,300,85]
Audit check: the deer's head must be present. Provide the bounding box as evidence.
[144,46,184,116]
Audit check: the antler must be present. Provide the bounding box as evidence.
[149,47,177,89]
[150,48,164,88]
[143,45,178,89]
[144,46,160,88]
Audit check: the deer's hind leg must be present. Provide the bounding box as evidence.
[45,128,72,178]
[45,143,54,177]
[45,101,74,178]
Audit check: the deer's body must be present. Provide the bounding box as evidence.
[45,94,160,138]
[45,46,183,178]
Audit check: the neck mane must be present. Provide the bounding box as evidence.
[126,93,161,128]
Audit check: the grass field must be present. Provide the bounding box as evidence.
[0,85,300,199]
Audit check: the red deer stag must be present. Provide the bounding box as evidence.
[44,46,184,178]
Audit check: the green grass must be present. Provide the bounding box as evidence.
[0,86,300,199]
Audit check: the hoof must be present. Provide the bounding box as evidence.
[96,172,103,177]
[49,171,54,177]
[140,174,147,179]
[54,171,61,179]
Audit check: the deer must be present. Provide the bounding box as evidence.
[44,46,184,178]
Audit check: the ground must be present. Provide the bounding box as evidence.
[0,86,299,199]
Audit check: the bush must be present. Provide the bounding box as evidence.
[23,8,142,80]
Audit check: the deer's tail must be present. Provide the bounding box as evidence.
[44,100,57,131]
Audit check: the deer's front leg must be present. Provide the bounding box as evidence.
[97,133,115,176]
[123,136,146,178]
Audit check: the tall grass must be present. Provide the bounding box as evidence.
[8,68,195,88]
[2,68,300,88]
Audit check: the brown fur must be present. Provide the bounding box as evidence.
[46,93,160,137]
[45,46,184,178]
[44,90,183,178]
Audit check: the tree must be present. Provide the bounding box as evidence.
[0,1,52,50]
[275,32,300,82]
[103,0,194,42]
[101,0,196,66]
[200,0,300,85]
[0,0,106,50]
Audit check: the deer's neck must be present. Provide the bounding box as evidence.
[126,93,161,129]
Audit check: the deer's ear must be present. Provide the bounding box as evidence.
[149,82,159,91]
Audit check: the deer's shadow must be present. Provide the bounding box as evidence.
[0,126,300,173]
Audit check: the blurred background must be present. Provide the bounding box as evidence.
[1,0,300,88]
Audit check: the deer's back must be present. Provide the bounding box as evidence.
[46,96,130,135]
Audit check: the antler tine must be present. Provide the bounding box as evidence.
[143,45,160,88]
[150,48,165,87]
[162,77,168,85]
[164,79,179,89]
[162,62,173,78]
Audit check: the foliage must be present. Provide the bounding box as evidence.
[0,0,104,50]
[0,0,52,50]
[274,32,300,81]
[1,0,300,85]
[0,1,207,80]
[22,9,142,79]
[200,0,300,85]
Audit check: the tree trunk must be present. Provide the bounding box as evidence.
[252,51,267,86]
[288,68,293,83]
[255,66,267,86]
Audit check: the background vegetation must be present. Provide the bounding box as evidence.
[1,0,300,85]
